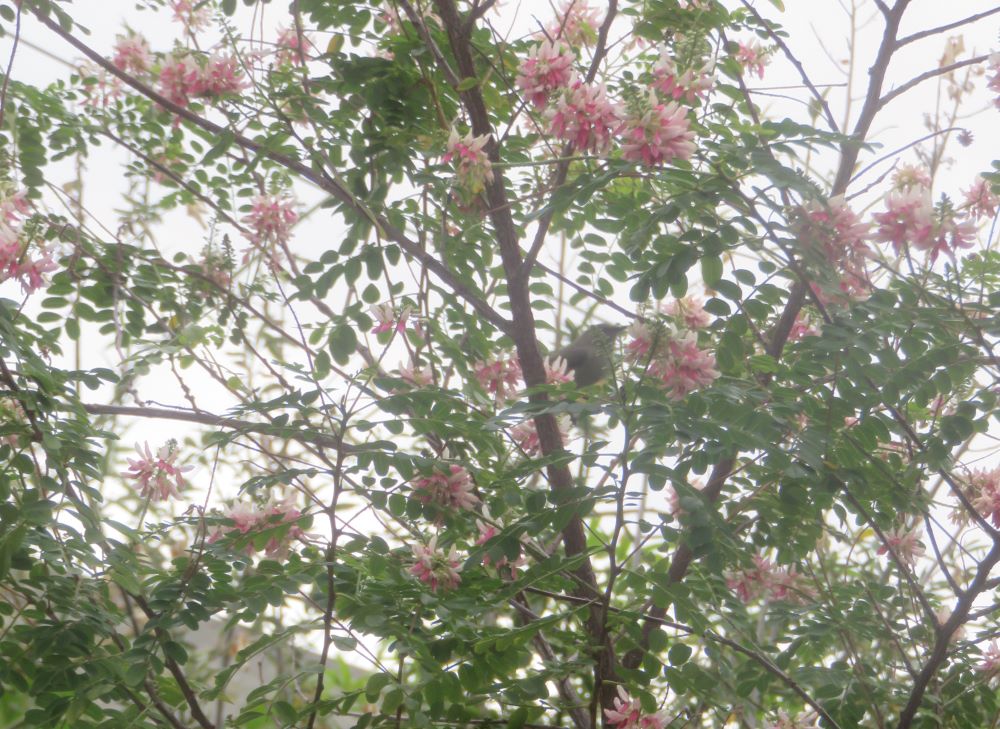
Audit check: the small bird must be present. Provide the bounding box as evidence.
[552,323,626,387]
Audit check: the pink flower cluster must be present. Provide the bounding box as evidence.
[964,175,999,220]
[517,40,575,108]
[876,525,924,565]
[397,360,433,387]
[157,53,246,109]
[410,536,462,592]
[797,195,871,300]
[475,512,526,574]
[211,497,305,557]
[274,27,314,66]
[509,415,568,456]
[727,554,806,604]
[652,51,714,104]
[474,356,522,403]
[979,642,1000,676]
[112,33,152,75]
[243,194,298,248]
[627,320,718,400]
[546,1,602,46]
[987,53,1000,110]
[123,441,193,501]
[662,296,710,330]
[171,0,211,32]
[443,129,494,195]
[604,686,666,729]
[621,93,695,166]
[547,80,621,154]
[371,302,411,335]
[0,189,57,295]
[735,40,769,79]
[968,467,1000,527]
[77,64,123,108]
[544,356,573,385]
[873,188,975,261]
[411,465,479,511]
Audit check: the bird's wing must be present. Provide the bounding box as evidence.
[556,345,588,370]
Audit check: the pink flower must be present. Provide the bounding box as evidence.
[873,189,976,260]
[171,0,211,31]
[190,54,247,97]
[123,441,193,501]
[876,526,924,565]
[624,321,655,361]
[964,175,999,220]
[650,332,719,400]
[475,510,526,573]
[474,356,522,403]
[510,416,567,456]
[662,296,710,329]
[275,27,314,66]
[410,536,462,592]
[516,40,575,108]
[0,189,29,225]
[727,554,807,604]
[443,128,494,194]
[544,356,574,385]
[370,302,411,335]
[799,195,870,265]
[891,164,931,191]
[243,194,297,247]
[797,195,871,294]
[77,63,123,108]
[546,1,602,47]
[13,254,58,294]
[788,313,819,341]
[604,686,666,729]
[211,497,305,556]
[411,465,479,511]
[158,55,201,108]
[546,79,621,153]
[735,40,769,79]
[397,360,433,387]
[968,467,1000,527]
[621,93,695,166]
[112,33,152,75]
[980,643,1000,676]
[873,188,934,253]
[652,51,714,103]
[986,53,1000,110]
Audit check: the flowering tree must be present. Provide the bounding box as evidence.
[1,0,999,728]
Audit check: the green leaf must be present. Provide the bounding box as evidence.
[456,77,479,91]
[328,324,357,365]
[365,672,392,702]
[701,255,723,286]
[669,643,692,666]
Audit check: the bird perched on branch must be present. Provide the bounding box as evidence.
[552,323,626,387]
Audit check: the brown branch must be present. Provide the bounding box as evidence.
[895,7,1000,48]
[896,541,1000,728]
[78,402,366,454]
[28,8,512,337]
[877,54,991,112]
[429,0,615,714]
